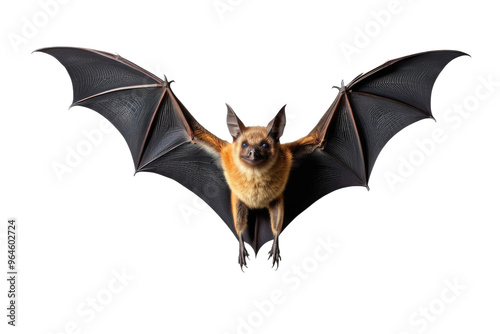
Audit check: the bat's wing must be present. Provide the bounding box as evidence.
[281,50,468,231]
[36,47,236,241]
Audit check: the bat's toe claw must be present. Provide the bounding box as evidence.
[238,245,249,271]
[268,242,281,269]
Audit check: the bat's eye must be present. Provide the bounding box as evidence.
[260,141,269,149]
[241,141,248,148]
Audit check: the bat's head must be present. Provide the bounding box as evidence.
[226,104,286,170]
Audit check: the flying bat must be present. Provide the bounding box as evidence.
[36,47,467,269]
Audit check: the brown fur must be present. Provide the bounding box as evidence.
[195,117,294,266]
[193,128,227,153]
[282,133,319,154]
[269,194,284,235]
[231,192,248,236]
[194,125,312,234]
[221,126,292,209]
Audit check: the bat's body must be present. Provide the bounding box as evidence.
[220,110,293,266]
[36,47,467,270]
[221,126,292,210]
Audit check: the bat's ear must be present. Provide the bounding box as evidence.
[226,104,246,140]
[267,105,286,141]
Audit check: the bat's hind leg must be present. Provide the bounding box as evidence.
[232,193,249,271]
[268,238,281,268]
[268,194,284,269]
[238,234,249,270]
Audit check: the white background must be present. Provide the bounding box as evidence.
[1,0,499,333]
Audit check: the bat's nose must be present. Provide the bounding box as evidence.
[247,149,261,160]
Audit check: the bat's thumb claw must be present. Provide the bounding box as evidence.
[163,75,175,87]
[332,80,346,91]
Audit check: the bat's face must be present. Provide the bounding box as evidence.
[235,127,276,168]
[226,104,286,172]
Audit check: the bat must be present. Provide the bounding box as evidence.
[36,47,467,270]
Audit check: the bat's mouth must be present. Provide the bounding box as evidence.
[241,156,266,167]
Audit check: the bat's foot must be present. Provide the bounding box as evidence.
[268,241,281,269]
[238,244,250,271]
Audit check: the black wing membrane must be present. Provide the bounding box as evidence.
[37,48,467,255]
[281,50,467,230]
[36,47,235,241]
